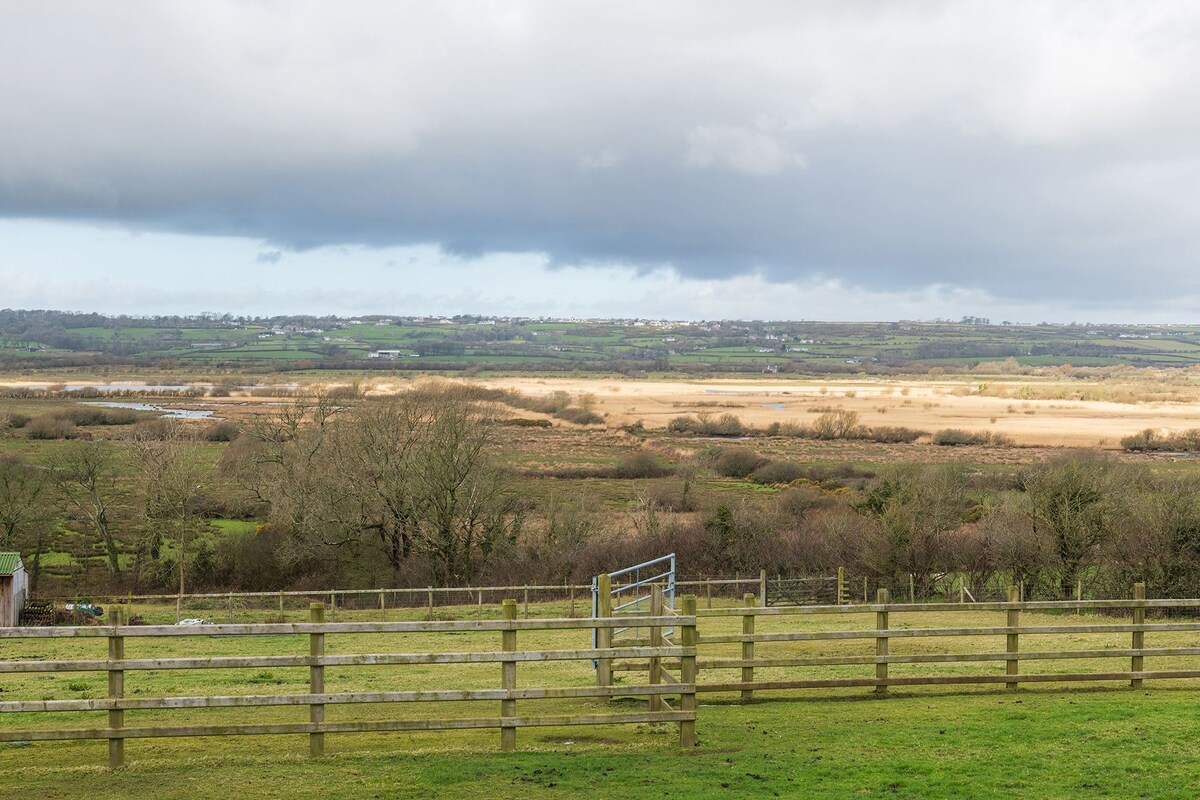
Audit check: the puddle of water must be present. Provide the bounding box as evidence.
[82,401,217,420]
[761,403,786,411]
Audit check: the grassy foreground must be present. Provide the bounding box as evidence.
[5,687,1200,799]
[5,600,1200,798]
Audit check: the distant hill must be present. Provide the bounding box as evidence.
[3,309,1200,374]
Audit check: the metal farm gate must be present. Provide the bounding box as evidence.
[592,553,676,651]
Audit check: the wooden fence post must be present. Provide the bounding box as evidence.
[909,573,915,603]
[706,579,713,610]
[759,570,768,608]
[1006,585,1020,690]
[379,590,386,621]
[107,606,125,769]
[679,595,698,748]
[875,588,889,696]
[523,587,530,620]
[329,591,336,621]
[863,576,868,604]
[837,566,846,605]
[227,592,234,624]
[501,599,517,752]
[278,590,285,622]
[649,585,664,714]
[569,585,576,618]
[427,587,434,621]
[596,573,613,687]
[1132,582,1146,688]
[741,592,755,703]
[309,603,325,757]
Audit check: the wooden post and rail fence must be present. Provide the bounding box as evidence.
[41,569,1088,629]
[609,581,1200,696]
[0,602,696,768]
[40,571,852,625]
[52,584,601,625]
[7,581,1200,769]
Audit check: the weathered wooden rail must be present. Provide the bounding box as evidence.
[612,583,1200,698]
[43,571,842,626]
[9,583,1200,770]
[49,583,598,624]
[0,602,697,767]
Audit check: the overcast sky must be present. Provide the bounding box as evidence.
[3,1,1200,322]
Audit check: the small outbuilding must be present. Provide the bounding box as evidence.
[0,553,28,626]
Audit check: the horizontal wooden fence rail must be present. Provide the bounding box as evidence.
[12,584,1200,770]
[47,585,594,603]
[609,583,1200,700]
[42,572,854,625]
[0,603,697,768]
[44,583,598,624]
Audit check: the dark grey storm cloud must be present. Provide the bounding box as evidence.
[4,1,1200,307]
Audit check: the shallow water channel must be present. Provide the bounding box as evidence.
[81,401,217,419]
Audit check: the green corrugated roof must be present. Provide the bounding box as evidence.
[0,553,22,575]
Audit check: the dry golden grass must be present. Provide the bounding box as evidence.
[7,370,1200,448]
[446,376,1200,449]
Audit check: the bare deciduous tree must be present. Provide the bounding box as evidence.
[0,455,48,549]
[238,390,522,585]
[856,464,971,597]
[0,455,54,590]
[49,441,123,575]
[132,421,207,594]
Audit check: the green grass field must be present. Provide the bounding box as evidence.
[5,600,1200,798]
[10,313,1200,372]
[6,689,1200,799]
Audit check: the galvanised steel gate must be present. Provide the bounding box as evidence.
[592,553,676,654]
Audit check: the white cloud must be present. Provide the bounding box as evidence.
[3,3,1200,316]
[684,124,806,176]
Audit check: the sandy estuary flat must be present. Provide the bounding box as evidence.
[441,376,1200,449]
[7,372,1200,448]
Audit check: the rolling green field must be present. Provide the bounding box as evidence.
[8,310,1200,373]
